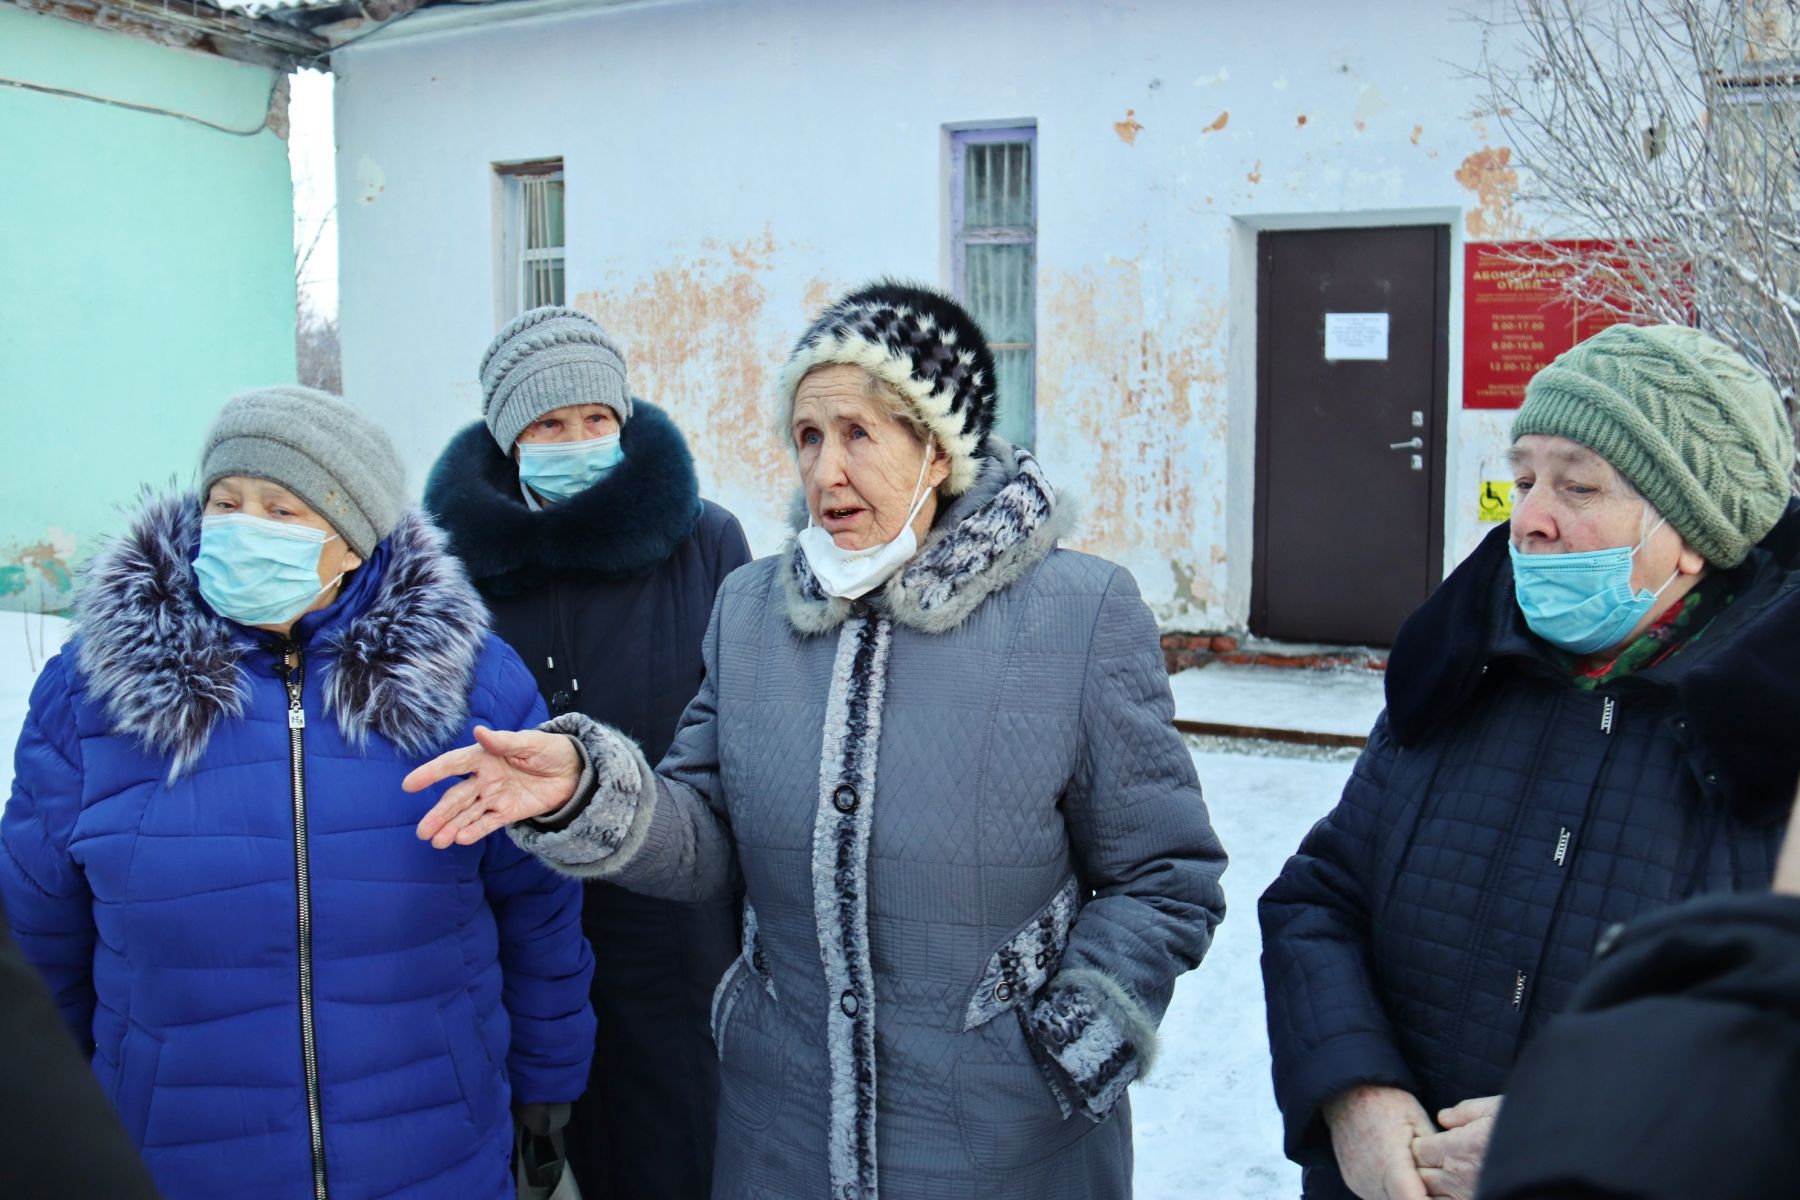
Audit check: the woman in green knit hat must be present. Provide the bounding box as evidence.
[1259,322,1800,1200]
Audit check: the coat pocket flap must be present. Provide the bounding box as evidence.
[962,874,1081,1031]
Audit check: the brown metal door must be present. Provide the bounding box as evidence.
[1253,226,1448,646]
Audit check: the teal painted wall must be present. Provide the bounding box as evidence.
[0,5,298,610]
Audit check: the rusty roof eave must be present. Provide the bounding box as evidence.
[7,0,329,69]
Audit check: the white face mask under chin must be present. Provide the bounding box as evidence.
[797,437,935,601]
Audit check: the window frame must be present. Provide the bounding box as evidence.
[948,124,1038,448]
[494,157,566,324]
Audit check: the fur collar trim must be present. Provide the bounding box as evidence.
[75,492,489,779]
[781,440,1072,636]
[423,399,703,598]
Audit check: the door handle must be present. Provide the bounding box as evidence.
[1388,437,1424,450]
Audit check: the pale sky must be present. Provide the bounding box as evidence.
[288,67,337,320]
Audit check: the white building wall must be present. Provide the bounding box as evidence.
[334,0,1534,633]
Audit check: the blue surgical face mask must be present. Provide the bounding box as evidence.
[516,433,623,503]
[1511,515,1680,655]
[194,513,344,628]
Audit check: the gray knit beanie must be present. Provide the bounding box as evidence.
[1513,324,1794,567]
[199,386,406,558]
[479,306,631,450]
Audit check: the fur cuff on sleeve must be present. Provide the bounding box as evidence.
[507,713,656,876]
[1022,968,1157,1122]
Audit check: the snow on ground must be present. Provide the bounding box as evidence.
[1171,663,1385,739]
[0,611,72,795]
[0,611,1348,1196]
[1133,747,1349,1199]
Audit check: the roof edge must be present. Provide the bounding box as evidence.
[6,0,328,69]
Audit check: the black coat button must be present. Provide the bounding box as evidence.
[840,989,859,1017]
[549,689,574,715]
[850,600,870,618]
[994,981,1013,1002]
[833,785,859,813]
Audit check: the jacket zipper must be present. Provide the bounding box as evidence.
[283,646,329,1200]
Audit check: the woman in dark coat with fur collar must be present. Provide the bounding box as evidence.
[424,306,750,1200]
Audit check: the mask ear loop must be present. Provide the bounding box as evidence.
[1632,514,1682,599]
[900,435,937,528]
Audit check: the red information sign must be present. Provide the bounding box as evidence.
[1462,240,1642,409]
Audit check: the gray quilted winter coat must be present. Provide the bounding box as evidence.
[513,443,1228,1200]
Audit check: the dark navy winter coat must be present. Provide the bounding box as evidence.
[0,496,596,1200]
[425,400,749,1200]
[1261,502,1800,1199]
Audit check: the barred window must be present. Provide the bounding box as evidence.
[950,127,1036,448]
[496,158,565,320]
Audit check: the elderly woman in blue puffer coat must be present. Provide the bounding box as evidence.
[408,282,1229,1200]
[0,386,596,1199]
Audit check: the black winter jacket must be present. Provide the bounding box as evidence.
[1478,891,1800,1200]
[1260,501,1800,1198]
[425,400,751,1200]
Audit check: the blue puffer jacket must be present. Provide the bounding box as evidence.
[0,494,596,1200]
[1261,503,1800,1198]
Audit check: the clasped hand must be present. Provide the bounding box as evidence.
[1327,1085,1501,1200]
[405,727,582,849]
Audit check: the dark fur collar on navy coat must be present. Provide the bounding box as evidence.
[1385,498,1800,822]
[75,492,488,780]
[423,399,703,598]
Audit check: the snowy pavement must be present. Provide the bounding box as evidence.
[1170,662,1386,740]
[1133,747,1349,1198]
[0,611,1349,1196]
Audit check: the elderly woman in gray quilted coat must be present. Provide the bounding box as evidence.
[408,281,1228,1200]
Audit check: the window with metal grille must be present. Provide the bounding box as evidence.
[496,159,565,321]
[950,126,1036,448]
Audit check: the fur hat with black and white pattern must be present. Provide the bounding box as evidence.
[776,280,998,495]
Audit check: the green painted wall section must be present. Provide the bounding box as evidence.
[0,5,298,611]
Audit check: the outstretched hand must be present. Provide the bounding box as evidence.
[407,726,583,849]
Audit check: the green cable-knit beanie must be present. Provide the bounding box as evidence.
[1513,324,1794,567]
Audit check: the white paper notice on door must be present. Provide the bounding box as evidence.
[1324,312,1390,361]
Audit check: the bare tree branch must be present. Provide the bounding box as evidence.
[1468,0,1800,448]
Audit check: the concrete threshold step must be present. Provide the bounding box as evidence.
[1168,659,1387,751]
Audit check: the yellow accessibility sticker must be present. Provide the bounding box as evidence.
[1478,481,1513,523]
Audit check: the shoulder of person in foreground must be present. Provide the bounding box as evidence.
[1479,889,1800,1200]
[1,897,162,1198]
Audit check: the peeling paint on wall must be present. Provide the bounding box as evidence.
[1036,260,1227,626]
[0,532,76,608]
[573,228,792,535]
[1202,110,1228,133]
[1411,123,1423,145]
[1455,145,1520,236]
[802,275,843,318]
[1113,108,1144,144]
